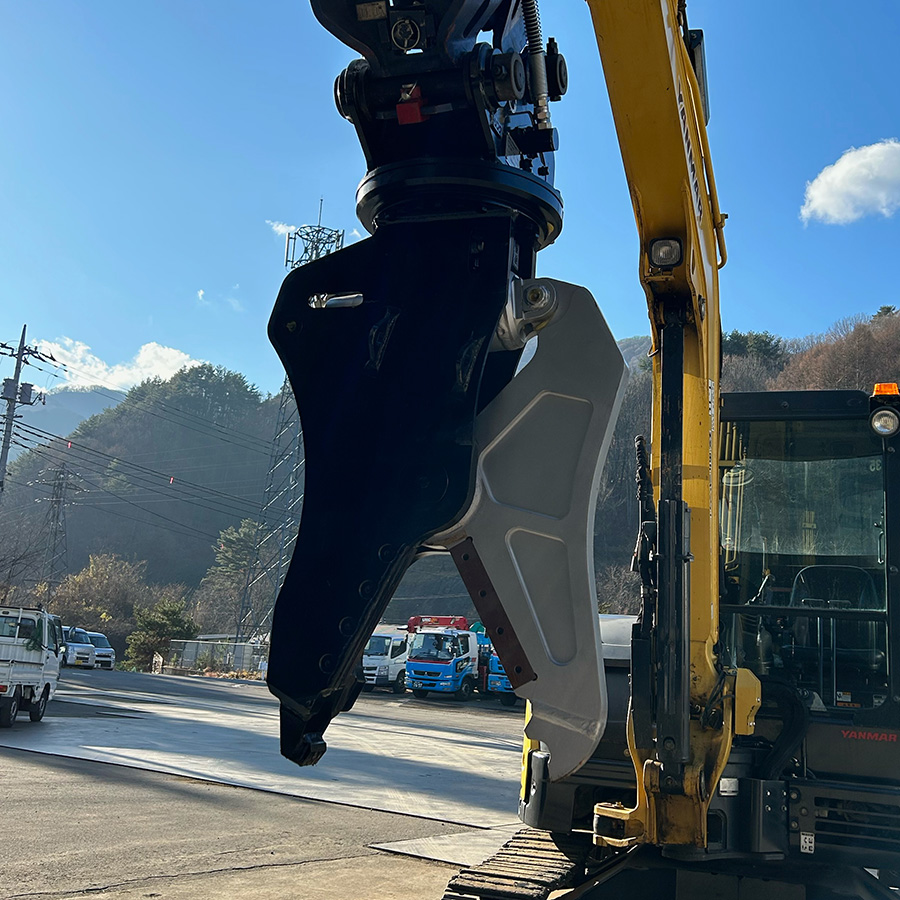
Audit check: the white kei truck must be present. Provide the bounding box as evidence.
[0,606,63,727]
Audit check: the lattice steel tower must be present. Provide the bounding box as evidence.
[235,211,343,641]
[38,463,71,597]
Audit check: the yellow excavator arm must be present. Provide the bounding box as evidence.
[585,0,761,849]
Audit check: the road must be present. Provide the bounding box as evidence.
[0,668,528,900]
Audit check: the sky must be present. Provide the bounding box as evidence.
[1,1,899,399]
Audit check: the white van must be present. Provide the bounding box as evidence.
[0,607,62,726]
[361,631,408,693]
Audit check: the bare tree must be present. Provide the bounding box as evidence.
[0,513,44,604]
[596,563,641,615]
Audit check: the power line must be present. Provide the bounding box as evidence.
[5,473,216,546]
[75,472,222,543]
[11,431,268,523]
[14,421,266,516]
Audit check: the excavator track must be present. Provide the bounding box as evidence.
[442,829,594,900]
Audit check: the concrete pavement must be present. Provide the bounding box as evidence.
[1,748,464,900]
[0,670,529,899]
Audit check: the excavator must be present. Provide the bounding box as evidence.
[266,1,900,897]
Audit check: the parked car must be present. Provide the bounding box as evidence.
[87,632,116,670]
[61,627,96,668]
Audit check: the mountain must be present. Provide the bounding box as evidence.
[616,335,652,370]
[11,386,120,460]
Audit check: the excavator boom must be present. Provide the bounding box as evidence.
[584,0,761,849]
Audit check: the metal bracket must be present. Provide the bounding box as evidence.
[434,277,628,780]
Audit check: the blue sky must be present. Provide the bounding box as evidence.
[2,1,899,398]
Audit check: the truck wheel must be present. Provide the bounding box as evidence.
[455,678,474,702]
[499,692,518,707]
[392,671,406,694]
[0,690,20,728]
[412,689,428,699]
[29,687,49,722]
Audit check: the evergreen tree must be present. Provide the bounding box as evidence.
[125,595,197,670]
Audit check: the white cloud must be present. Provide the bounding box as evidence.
[801,138,900,225]
[37,338,203,391]
[266,219,297,236]
[349,227,363,242]
[197,286,243,313]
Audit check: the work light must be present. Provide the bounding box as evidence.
[870,407,900,438]
[648,238,683,268]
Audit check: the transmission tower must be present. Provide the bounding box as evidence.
[236,211,343,641]
[234,385,304,640]
[284,200,344,270]
[35,463,72,597]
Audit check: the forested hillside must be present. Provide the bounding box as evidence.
[2,365,276,597]
[2,308,899,663]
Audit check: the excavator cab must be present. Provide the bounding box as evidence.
[720,390,894,713]
[718,388,900,873]
[518,389,900,895]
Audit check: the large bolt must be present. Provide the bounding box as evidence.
[391,18,420,51]
[491,51,526,102]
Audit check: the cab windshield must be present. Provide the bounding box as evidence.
[364,636,390,657]
[409,633,461,662]
[720,417,888,709]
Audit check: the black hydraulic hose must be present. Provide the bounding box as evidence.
[759,676,810,780]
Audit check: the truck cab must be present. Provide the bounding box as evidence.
[361,630,408,693]
[405,615,485,701]
[487,651,518,706]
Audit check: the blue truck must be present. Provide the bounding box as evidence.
[405,615,518,704]
[487,651,518,706]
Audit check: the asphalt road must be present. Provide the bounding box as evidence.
[0,669,528,900]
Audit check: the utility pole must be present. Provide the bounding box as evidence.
[0,325,48,503]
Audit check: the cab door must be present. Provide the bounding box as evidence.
[42,613,62,690]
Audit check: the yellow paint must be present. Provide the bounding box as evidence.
[583,0,756,848]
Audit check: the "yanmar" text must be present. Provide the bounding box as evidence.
[841,730,897,742]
